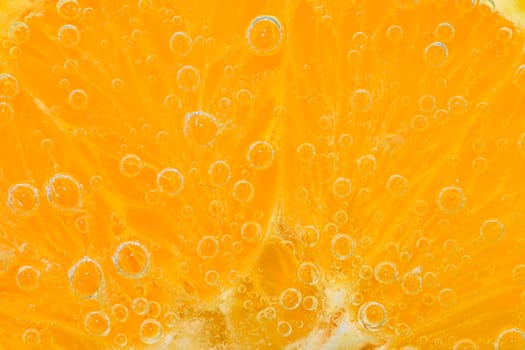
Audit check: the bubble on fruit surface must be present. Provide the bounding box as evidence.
[301,225,320,247]
[424,41,448,67]
[277,320,292,337]
[120,154,143,178]
[232,180,255,203]
[331,234,355,260]
[169,31,192,56]
[113,241,151,279]
[68,257,104,298]
[208,160,231,187]
[183,111,218,147]
[437,186,465,214]
[494,328,525,350]
[332,177,352,198]
[84,311,110,337]
[435,22,455,43]
[448,95,468,114]
[246,15,284,55]
[139,319,163,344]
[247,140,275,170]
[7,183,39,216]
[16,265,40,291]
[112,304,129,323]
[0,102,14,120]
[297,262,321,285]
[46,173,83,213]
[197,236,219,259]
[358,301,387,331]
[453,339,478,350]
[176,65,201,91]
[156,168,184,196]
[386,24,403,42]
[56,0,80,20]
[204,269,220,286]
[350,89,373,112]
[58,24,80,48]
[241,221,263,242]
[437,288,457,307]
[514,64,525,89]
[8,22,30,45]
[512,264,525,284]
[68,89,88,110]
[419,94,436,113]
[386,174,408,196]
[480,218,504,241]
[297,142,316,162]
[374,261,399,284]
[132,297,150,316]
[279,288,302,310]
[401,271,423,295]
[303,295,319,311]
[0,73,20,99]
[114,333,128,348]
[21,328,41,345]
[357,154,377,175]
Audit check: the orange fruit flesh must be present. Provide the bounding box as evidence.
[1,0,525,349]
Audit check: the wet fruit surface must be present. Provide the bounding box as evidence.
[0,0,525,349]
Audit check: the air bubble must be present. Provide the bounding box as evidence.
[132,297,150,316]
[84,311,110,337]
[208,160,231,187]
[279,288,302,310]
[21,328,41,345]
[156,168,184,196]
[448,95,467,114]
[437,186,465,214]
[169,32,192,56]
[358,301,387,331]
[247,140,275,170]
[437,288,457,307]
[297,143,316,162]
[297,262,321,285]
[140,319,163,344]
[204,269,220,286]
[418,94,436,113]
[357,154,377,175]
[0,102,14,120]
[46,173,83,212]
[232,180,255,203]
[374,261,399,284]
[7,183,39,216]
[113,241,151,279]
[277,321,292,337]
[331,234,355,260]
[56,0,80,20]
[424,42,448,67]
[301,225,320,247]
[512,264,525,284]
[386,174,408,196]
[435,22,455,43]
[494,328,525,350]
[8,22,30,45]
[58,24,80,48]
[0,73,20,98]
[120,154,143,178]
[183,111,218,147]
[68,257,103,298]
[246,15,284,55]
[401,272,423,295]
[16,265,40,291]
[386,25,403,42]
[410,114,429,132]
[176,65,201,91]
[303,295,319,311]
[480,218,504,241]
[332,177,352,199]
[112,304,129,323]
[68,89,88,110]
[514,65,525,89]
[241,221,263,242]
[163,312,177,328]
[453,339,478,350]
[114,333,128,348]
[197,236,219,259]
[350,89,372,112]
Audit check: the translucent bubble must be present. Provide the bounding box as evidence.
[138,0,153,12]
[374,261,399,284]
[197,236,219,259]
[247,140,275,170]
[112,304,129,323]
[163,311,177,328]
[139,319,163,344]
[204,269,220,286]
[437,186,465,214]
[350,89,372,112]
[208,160,231,187]
[280,288,302,310]
[435,22,455,43]
[297,262,321,285]
[386,24,403,42]
[346,49,363,65]
[297,142,316,162]
[68,257,104,298]
[84,311,110,337]
[480,218,504,241]
[437,288,457,307]
[68,88,88,110]
[453,339,478,350]
[176,65,201,91]
[0,73,20,98]
[358,301,387,331]
[386,174,408,196]
[277,320,292,337]
[352,31,368,48]
[16,265,40,291]
[232,180,255,203]
[424,42,448,67]
[120,154,143,178]
[448,95,467,114]
[494,328,525,350]
[332,177,352,199]
[401,272,423,295]
[132,297,150,316]
[8,22,30,45]
[241,221,263,242]
[246,15,284,55]
[183,111,218,147]
[46,173,83,212]
[301,225,320,247]
[410,114,429,132]
[21,328,41,345]
[331,234,355,260]
[56,0,80,20]
[113,241,151,279]
[512,264,525,284]
[357,154,377,175]
[7,183,39,216]
[303,295,319,311]
[514,65,525,89]
[418,94,436,113]
[58,24,80,48]
[169,31,192,56]
[156,168,184,196]
[433,108,449,125]
[114,333,128,348]
[0,102,14,120]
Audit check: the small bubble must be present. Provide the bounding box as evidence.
[120,154,143,178]
[277,320,292,337]
[176,65,201,91]
[0,73,20,98]
[7,183,39,216]
[480,218,504,241]
[497,26,513,42]
[247,140,275,170]
[435,22,455,43]
[197,236,219,259]
[169,31,192,56]
[68,257,104,298]
[58,24,80,48]
[112,304,129,323]
[204,269,220,286]
[358,301,387,331]
[350,89,373,112]
[401,272,423,295]
[359,265,374,280]
[374,261,399,284]
[332,177,352,199]
[301,225,320,247]
[280,288,302,310]
[138,0,153,12]
[433,108,450,125]
[163,312,177,328]
[114,333,128,348]
[8,22,30,45]
[132,297,150,316]
[232,180,255,203]
[46,173,83,212]
[331,234,355,260]
[297,143,316,162]
[16,265,40,291]
[357,154,377,175]
[514,65,525,89]
[512,264,525,284]
[21,328,41,345]
[386,174,408,196]
[352,31,368,48]
[424,42,448,67]
[437,186,465,214]
[246,15,284,55]
[346,49,363,65]
[437,288,457,307]
[418,94,436,113]
[68,89,88,110]
[410,114,429,132]
[0,102,15,120]
[140,319,163,344]
[208,160,231,187]
[494,328,525,350]
[386,24,403,42]
[183,111,218,147]
[453,339,478,350]
[113,241,151,279]
[241,221,263,242]
[84,311,110,337]
[156,168,184,196]
[448,95,467,114]
[56,0,80,20]
[297,262,321,285]
[303,295,319,311]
